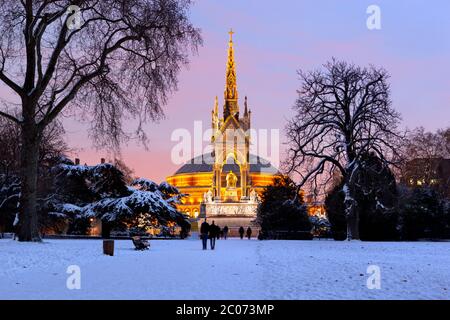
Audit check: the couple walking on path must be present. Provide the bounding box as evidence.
[200,219,253,249]
[200,219,220,250]
[239,226,253,239]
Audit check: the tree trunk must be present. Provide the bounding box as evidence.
[344,183,360,241]
[346,204,360,240]
[17,124,41,242]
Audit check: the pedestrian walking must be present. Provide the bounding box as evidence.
[200,219,210,250]
[223,226,229,239]
[216,225,221,240]
[209,220,218,250]
[246,226,252,239]
[239,226,245,239]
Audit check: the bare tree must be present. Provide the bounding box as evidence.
[0,0,201,241]
[403,127,450,161]
[0,118,20,177]
[401,127,450,195]
[0,117,69,175]
[443,128,450,156]
[285,60,402,240]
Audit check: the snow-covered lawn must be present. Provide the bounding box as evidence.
[1,238,449,300]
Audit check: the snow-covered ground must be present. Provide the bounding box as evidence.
[1,238,449,300]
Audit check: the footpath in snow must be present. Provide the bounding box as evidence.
[0,238,449,300]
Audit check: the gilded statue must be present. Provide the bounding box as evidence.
[226,170,238,189]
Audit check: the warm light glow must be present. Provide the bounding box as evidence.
[167,170,279,218]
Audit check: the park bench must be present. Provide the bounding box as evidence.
[132,236,150,251]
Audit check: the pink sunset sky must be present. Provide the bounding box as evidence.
[1,1,450,182]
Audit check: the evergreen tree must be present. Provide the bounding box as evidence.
[398,187,449,240]
[325,152,399,241]
[48,160,190,237]
[325,182,347,241]
[355,153,399,241]
[257,176,312,240]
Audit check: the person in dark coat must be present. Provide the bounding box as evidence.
[239,226,245,239]
[216,225,221,240]
[223,226,229,239]
[209,220,218,249]
[246,227,252,239]
[200,219,210,250]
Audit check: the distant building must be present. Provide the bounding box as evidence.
[401,158,450,196]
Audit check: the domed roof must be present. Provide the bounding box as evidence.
[174,153,279,175]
